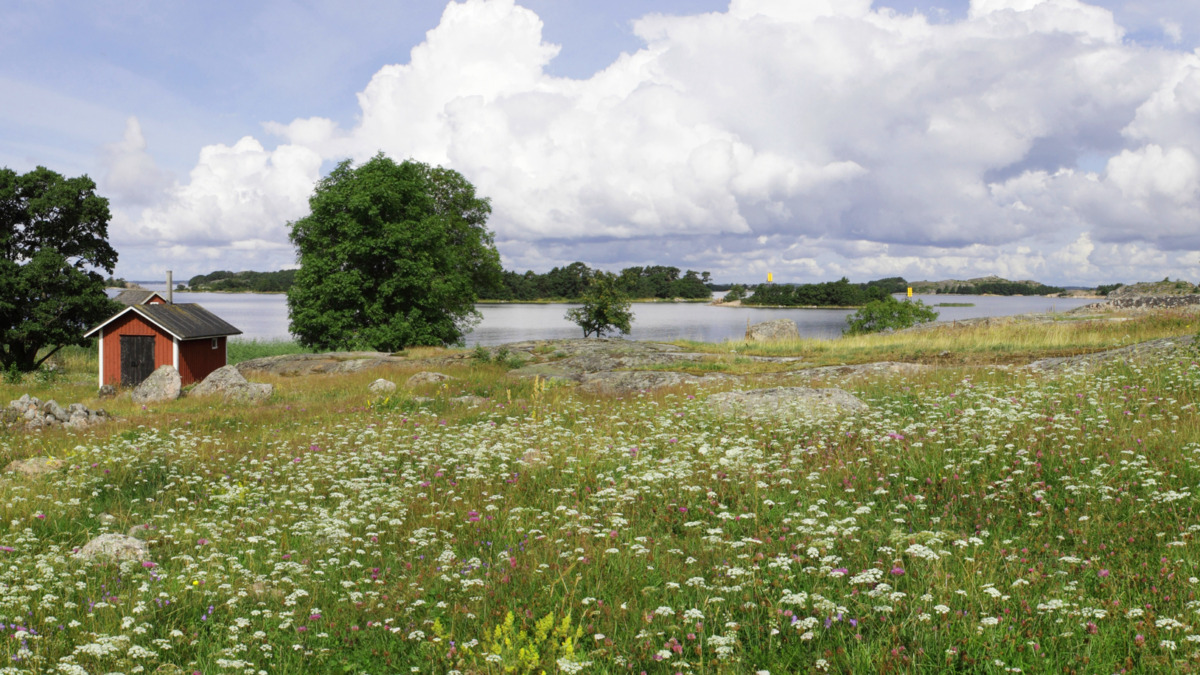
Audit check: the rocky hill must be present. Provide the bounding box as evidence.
[1107,279,1198,298]
[909,276,1062,295]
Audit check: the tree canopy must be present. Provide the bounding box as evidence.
[0,166,119,372]
[286,154,502,350]
[565,272,634,338]
[478,262,714,301]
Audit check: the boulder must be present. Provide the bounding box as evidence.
[745,319,800,342]
[3,457,64,478]
[97,384,117,399]
[368,378,397,395]
[131,366,181,404]
[42,400,68,423]
[449,395,488,407]
[189,365,274,404]
[707,387,867,418]
[75,533,150,562]
[407,371,455,387]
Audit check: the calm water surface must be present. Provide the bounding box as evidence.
[114,287,1095,345]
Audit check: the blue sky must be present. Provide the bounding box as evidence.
[3,0,1200,285]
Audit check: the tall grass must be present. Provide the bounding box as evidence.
[1,313,1199,673]
[226,338,313,364]
[679,310,1199,365]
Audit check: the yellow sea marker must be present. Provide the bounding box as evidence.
[767,272,773,283]
[907,287,912,298]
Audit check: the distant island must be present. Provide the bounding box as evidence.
[478,263,712,301]
[178,263,716,301]
[178,268,1152,305]
[733,275,1070,308]
[184,269,297,293]
[908,275,1065,296]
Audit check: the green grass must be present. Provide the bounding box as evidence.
[226,338,313,364]
[2,312,1200,673]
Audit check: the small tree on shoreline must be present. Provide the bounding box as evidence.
[845,297,938,335]
[565,272,633,338]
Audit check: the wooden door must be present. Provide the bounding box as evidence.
[120,335,155,386]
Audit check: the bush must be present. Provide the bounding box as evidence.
[845,297,938,335]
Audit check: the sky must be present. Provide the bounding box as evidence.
[4,0,1200,286]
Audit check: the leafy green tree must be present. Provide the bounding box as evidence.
[565,272,634,338]
[845,297,938,335]
[669,270,712,299]
[287,154,502,350]
[0,166,119,372]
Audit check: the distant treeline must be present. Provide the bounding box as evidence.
[932,281,1065,295]
[479,262,713,301]
[743,277,907,307]
[187,269,297,292]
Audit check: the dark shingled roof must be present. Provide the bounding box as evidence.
[131,304,242,340]
[114,289,161,305]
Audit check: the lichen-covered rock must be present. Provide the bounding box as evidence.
[745,319,800,342]
[131,366,181,404]
[189,365,274,404]
[3,457,64,478]
[189,365,247,396]
[368,378,397,395]
[578,370,735,394]
[707,387,867,418]
[786,362,932,381]
[237,352,404,377]
[98,384,117,399]
[407,371,455,387]
[75,533,150,562]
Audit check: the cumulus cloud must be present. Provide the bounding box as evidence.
[118,0,1200,284]
[129,136,321,249]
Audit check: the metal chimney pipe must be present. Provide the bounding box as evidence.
[166,271,173,304]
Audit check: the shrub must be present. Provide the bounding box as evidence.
[845,297,938,335]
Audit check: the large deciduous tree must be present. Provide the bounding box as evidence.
[287,154,502,350]
[0,166,119,372]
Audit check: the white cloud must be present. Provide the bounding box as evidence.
[1160,19,1183,44]
[101,117,171,206]
[129,136,321,248]
[118,0,1200,284]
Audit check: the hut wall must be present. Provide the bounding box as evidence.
[101,313,174,386]
[178,337,227,385]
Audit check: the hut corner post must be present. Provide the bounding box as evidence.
[166,271,173,304]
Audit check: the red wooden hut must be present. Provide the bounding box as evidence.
[85,303,242,388]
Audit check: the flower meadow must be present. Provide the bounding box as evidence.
[2,335,1200,673]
